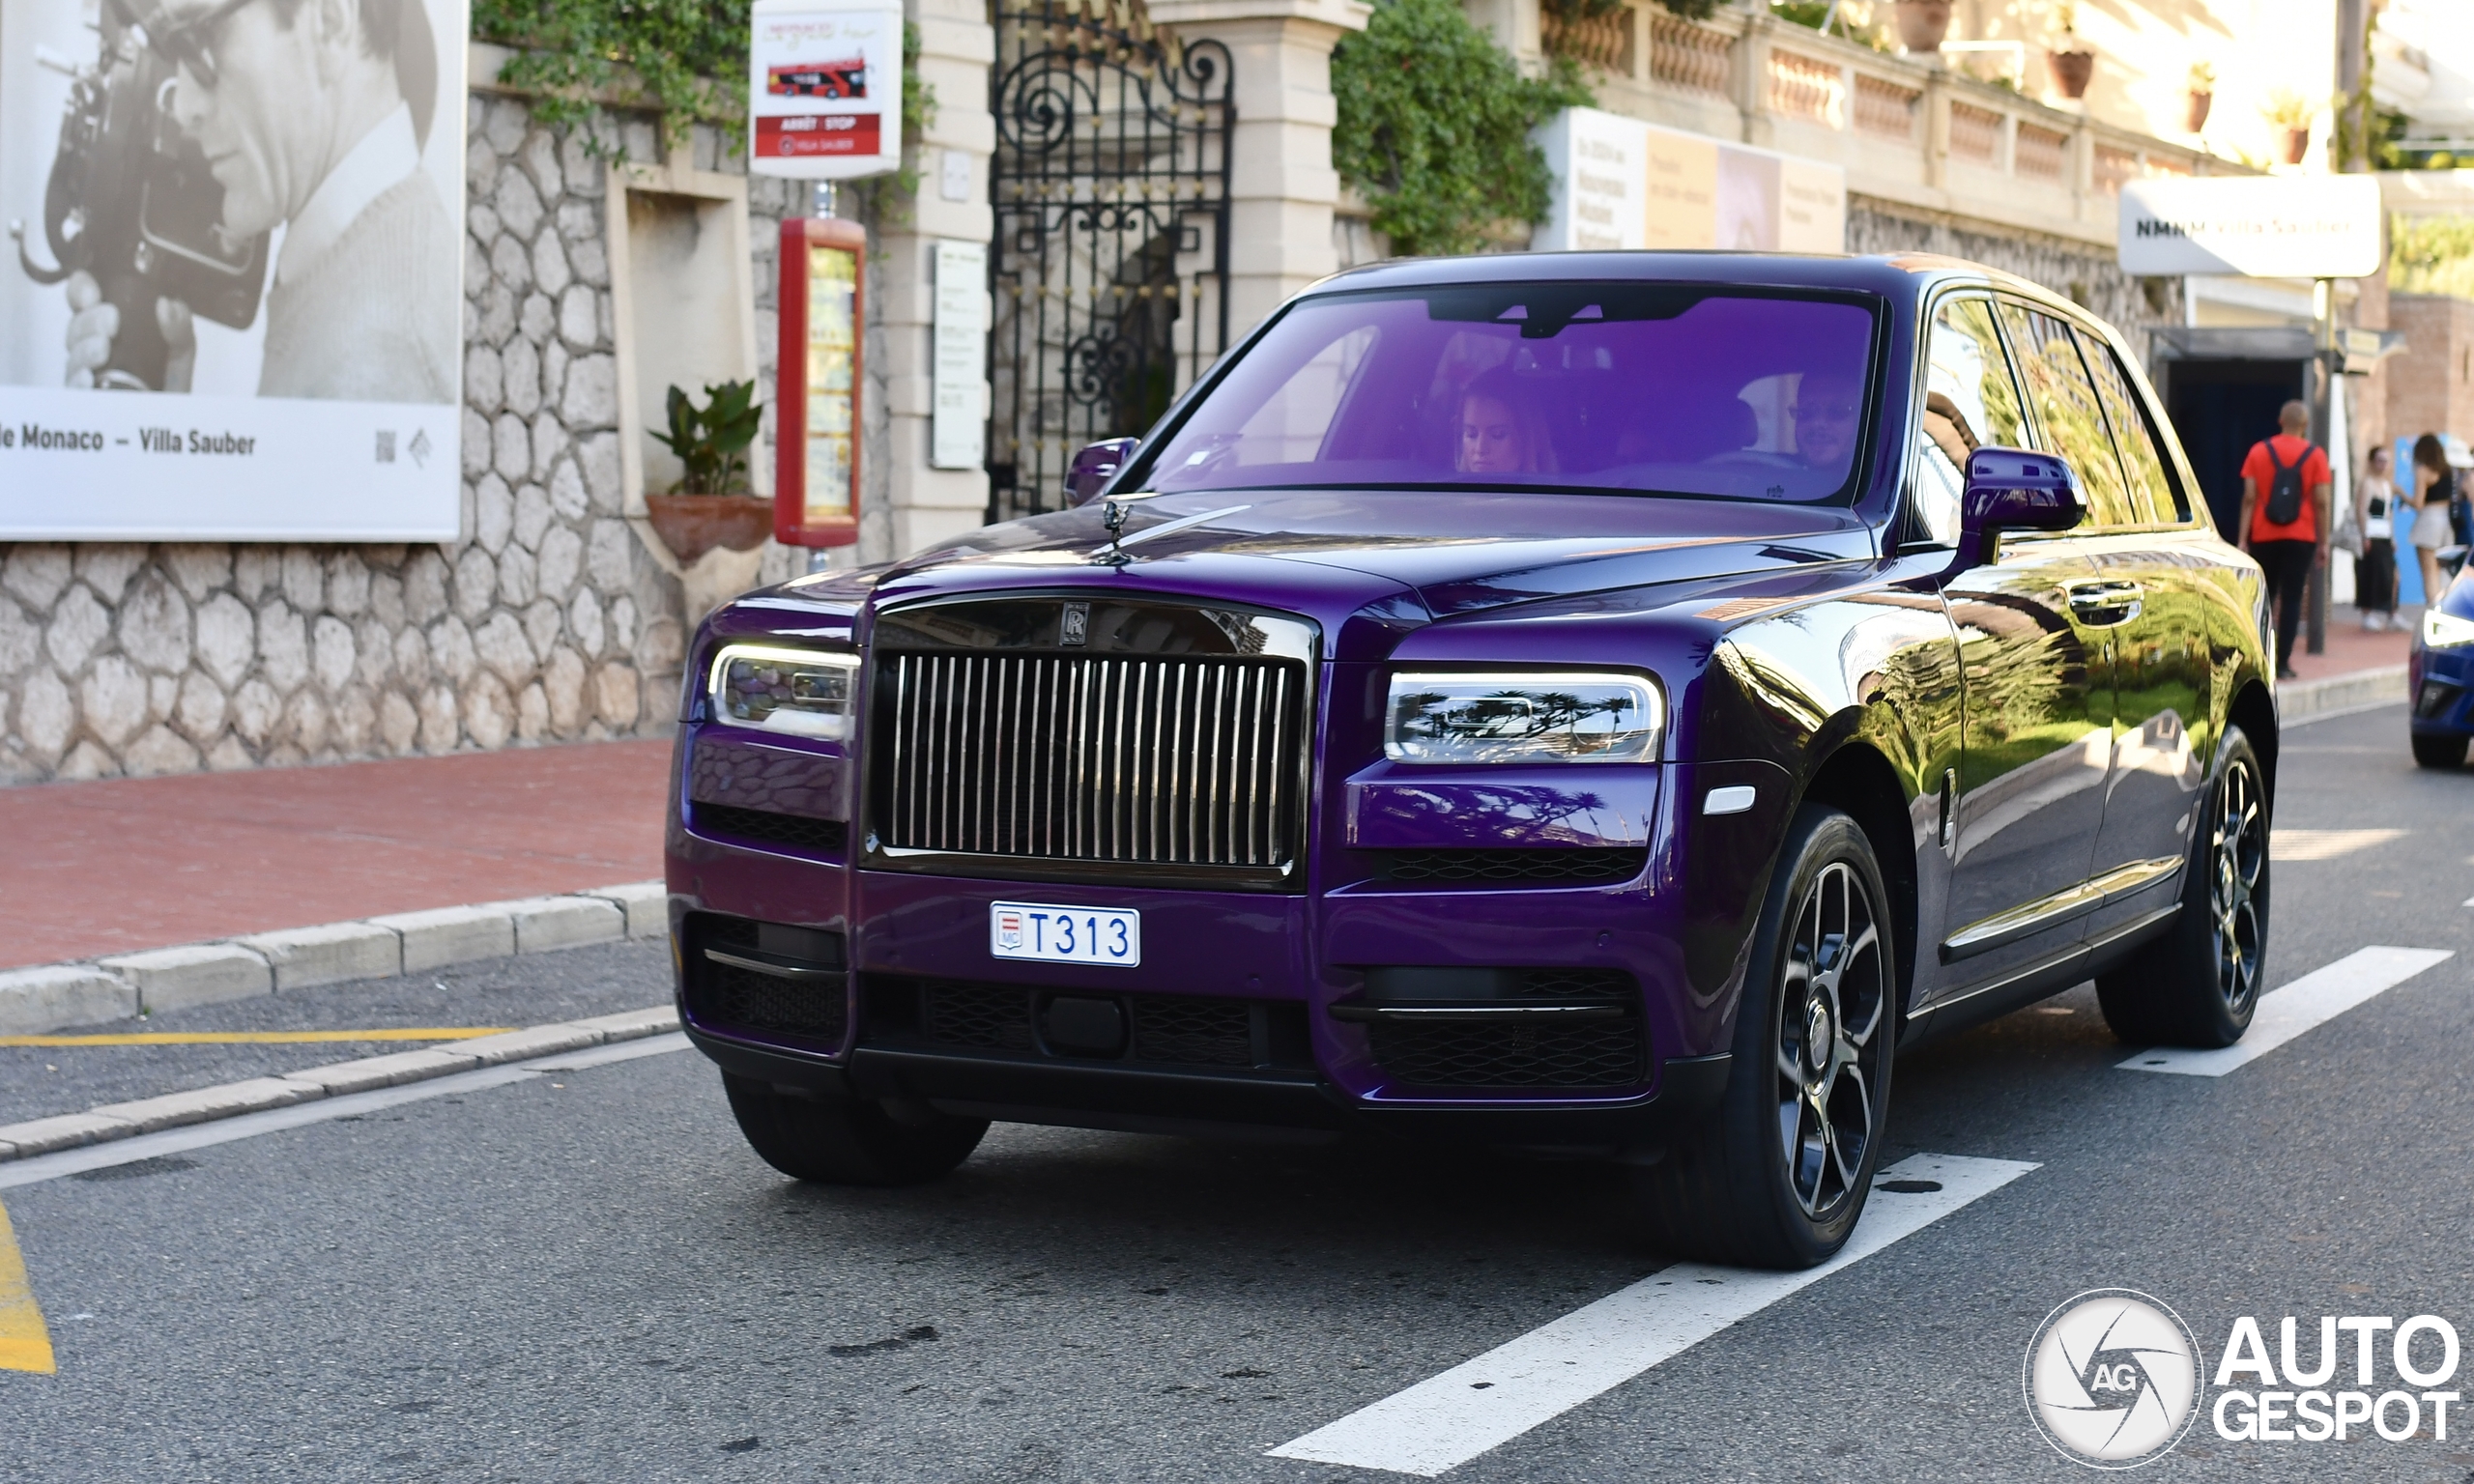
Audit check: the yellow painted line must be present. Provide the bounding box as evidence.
[0,1028,516,1048]
[0,1197,55,1374]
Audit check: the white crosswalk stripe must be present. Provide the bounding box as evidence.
[2119,946,2454,1077]
[1267,1153,2038,1477]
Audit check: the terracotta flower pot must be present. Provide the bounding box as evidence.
[2184,90,2212,132]
[645,493,774,565]
[2048,48,2094,100]
[1893,0,1952,52]
[2282,127,2312,165]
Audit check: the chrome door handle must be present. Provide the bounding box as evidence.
[2066,581,2143,624]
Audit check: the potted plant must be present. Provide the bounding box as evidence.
[2263,91,2315,164]
[643,380,771,564]
[2184,61,2214,132]
[2047,3,2093,100]
[1892,0,1952,53]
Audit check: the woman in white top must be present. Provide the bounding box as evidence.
[2410,434,2457,610]
[2357,445,2400,630]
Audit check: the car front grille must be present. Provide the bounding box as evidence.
[875,652,1306,872]
[1370,848,1648,885]
[1367,1018,1648,1091]
[691,802,849,855]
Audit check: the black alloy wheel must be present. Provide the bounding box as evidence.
[2205,751,2267,1022]
[1774,860,1888,1223]
[1631,806,1897,1270]
[2096,726,2271,1049]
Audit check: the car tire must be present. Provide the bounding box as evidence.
[2094,726,2270,1049]
[2411,732,2468,770]
[722,1074,989,1185]
[1630,805,1897,1270]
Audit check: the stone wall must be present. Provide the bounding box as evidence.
[2387,294,2474,448]
[0,93,857,786]
[1847,197,2185,353]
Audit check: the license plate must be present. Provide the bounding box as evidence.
[989,901,1141,967]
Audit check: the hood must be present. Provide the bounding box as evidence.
[847,487,1876,636]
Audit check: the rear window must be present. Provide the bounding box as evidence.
[1133,285,1882,503]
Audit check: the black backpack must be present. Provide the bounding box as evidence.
[2263,440,2311,527]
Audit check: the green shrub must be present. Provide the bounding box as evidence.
[1331,0,1592,258]
[652,381,762,494]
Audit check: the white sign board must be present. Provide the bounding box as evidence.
[2118,176,2384,278]
[1535,109,1846,254]
[0,0,466,539]
[749,0,904,180]
[931,241,987,469]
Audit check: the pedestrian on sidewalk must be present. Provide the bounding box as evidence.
[2357,444,2400,631]
[2237,400,2332,680]
[2409,433,2455,613]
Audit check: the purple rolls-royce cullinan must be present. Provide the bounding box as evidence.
[668,253,2274,1268]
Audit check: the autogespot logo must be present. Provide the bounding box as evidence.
[2024,1290,2203,1469]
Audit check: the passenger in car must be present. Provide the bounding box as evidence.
[1455,367,1559,474]
[1790,371,1862,471]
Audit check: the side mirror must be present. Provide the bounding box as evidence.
[1066,438,1139,506]
[1955,446,2084,566]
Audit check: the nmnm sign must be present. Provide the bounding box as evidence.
[2117,176,2382,279]
[1534,108,1845,254]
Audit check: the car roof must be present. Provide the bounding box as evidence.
[1303,250,2067,316]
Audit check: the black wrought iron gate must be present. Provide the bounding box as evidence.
[985,0,1232,524]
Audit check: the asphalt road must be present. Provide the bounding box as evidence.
[5,700,2472,1483]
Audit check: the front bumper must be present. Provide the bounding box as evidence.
[2410,641,2474,735]
[689,1022,1733,1148]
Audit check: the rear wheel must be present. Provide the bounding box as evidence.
[722,1074,988,1185]
[2412,732,2468,770]
[2095,727,2269,1048]
[1631,806,1895,1270]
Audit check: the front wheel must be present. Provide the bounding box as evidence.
[2412,732,2468,770]
[1631,806,1897,1270]
[723,1074,988,1185]
[2095,726,2270,1048]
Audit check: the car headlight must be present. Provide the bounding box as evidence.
[707,644,860,739]
[1384,671,1661,763]
[2425,609,2474,649]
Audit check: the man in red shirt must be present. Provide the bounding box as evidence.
[2237,400,2333,680]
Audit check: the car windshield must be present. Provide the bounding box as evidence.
[1136,284,1880,503]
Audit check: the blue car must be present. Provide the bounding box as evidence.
[2412,550,2474,769]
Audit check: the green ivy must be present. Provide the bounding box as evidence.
[472,0,748,150]
[1331,0,1592,258]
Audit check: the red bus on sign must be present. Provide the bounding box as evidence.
[757,114,883,157]
[766,58,868,99]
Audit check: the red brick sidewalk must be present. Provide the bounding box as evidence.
[0,740,671,971]
[2288,604,2419,683]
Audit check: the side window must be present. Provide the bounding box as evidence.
[2077,332,2193,523]
[1912,297,2028,546]
[1997,301,2139,528]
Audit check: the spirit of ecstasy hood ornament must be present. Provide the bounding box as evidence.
[1088,502,1251,568]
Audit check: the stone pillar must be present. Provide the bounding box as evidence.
[1148,0,1369,343]
[1461,0,1540,74]
[866,0,999,560]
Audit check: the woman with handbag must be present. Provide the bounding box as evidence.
[2356,445,2400,630]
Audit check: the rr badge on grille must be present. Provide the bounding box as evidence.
[1060,601,1089,646]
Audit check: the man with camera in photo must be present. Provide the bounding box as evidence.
[61,0,454,402]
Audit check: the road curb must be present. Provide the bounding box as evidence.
[2281,663,2407,724]
[0,1005,680,1162]
[0,882,672,1037]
